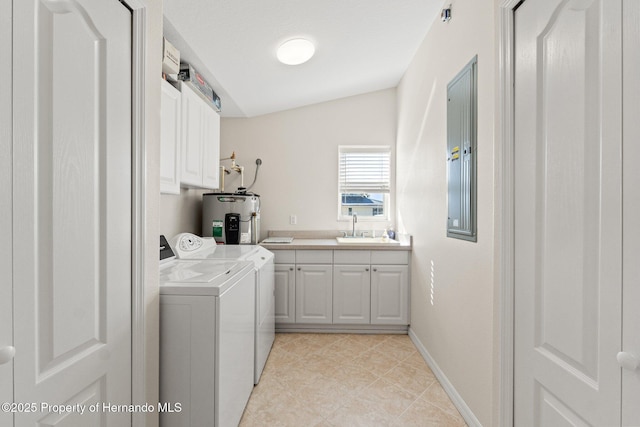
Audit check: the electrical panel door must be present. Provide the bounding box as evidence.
[447,56,477,242]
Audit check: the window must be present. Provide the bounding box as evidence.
[338,146,391,220]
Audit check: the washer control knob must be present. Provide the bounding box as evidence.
[0,346,15,365]
[617,352,640,371]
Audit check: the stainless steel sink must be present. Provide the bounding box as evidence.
[335,237,400,244]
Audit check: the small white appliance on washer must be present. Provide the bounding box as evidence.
[170,233,275,384]
[159,235,255,427]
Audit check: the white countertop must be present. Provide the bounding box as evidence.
[260,233,412,251]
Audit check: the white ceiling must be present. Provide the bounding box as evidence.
[163,0,442,118]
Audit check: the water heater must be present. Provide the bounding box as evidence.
[202,193,260,244]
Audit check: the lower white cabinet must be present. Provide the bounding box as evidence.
[333,265,371,324]
[295,264,333,323]
[274,264,295,323]
[371,265,409,324]
[272,249,410,328]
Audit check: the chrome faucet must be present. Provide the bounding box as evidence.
[351,213,358,237]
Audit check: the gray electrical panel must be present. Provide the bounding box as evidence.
[447,56,477,242]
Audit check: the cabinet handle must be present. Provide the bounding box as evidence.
[365,268,369,271]
[289,267,294,271]
[297,267,301,271]
[373,268,377,272]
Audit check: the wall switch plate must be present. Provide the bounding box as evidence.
[289,215,297,225]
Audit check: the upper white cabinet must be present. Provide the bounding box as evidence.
[179,82,220,190]
[160,80,181,194]
[201,107,220,188]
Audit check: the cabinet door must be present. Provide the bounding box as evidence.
[274,264,295,323]
[202,106,220,189]
[180,84,204,187]
[333,265,370,324]
[371,265,409,325]
[160,80,181,194]
[296,265,332,324]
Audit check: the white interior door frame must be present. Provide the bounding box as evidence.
[497,1,519,426]
[119,1,148,426]
[0,0,13,423]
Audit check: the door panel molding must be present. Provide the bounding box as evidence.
[535,384,590,427]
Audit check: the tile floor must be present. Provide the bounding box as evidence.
[240,333,467,427]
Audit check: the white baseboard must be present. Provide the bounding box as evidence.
[408,327,482,427]
[276,324,408,334]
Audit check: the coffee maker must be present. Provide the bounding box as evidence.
[202,192,260,244]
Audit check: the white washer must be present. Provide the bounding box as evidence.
[159,236,255,427]
[170,233,275,385]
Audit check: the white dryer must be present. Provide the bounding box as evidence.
[170,233,275,384]
[159,236,255,427]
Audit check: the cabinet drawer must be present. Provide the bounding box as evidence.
[370,250,409,265]
[272,250,295,264]
[296,250,332,264]
[333,250,370,265]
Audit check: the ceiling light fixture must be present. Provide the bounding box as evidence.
[276,38,315,65]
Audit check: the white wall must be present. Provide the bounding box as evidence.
[220,88,397,239]
[396,0,496,425]
[160,189,208,238]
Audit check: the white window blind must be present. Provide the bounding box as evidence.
[338,146,391,193]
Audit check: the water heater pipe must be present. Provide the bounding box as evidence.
[245,159,262,192]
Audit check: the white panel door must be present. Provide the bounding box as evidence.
[13,0,132,425]
[514,1,623,425]
[0,0,14,424]
[622,1,640,424]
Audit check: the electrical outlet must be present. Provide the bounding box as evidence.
[289,215,297,225]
